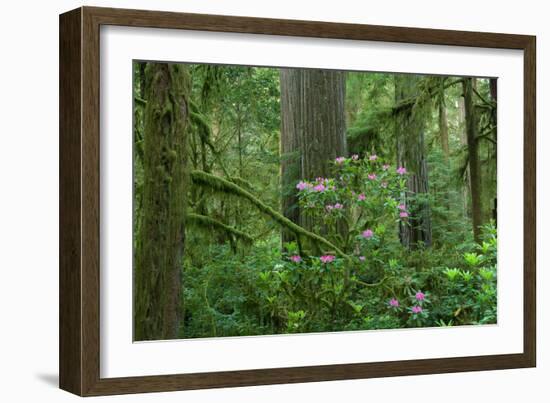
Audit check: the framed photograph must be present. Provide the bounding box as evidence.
[59,6,536,396]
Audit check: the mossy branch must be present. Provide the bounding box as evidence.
[354,276,390,288]
[186,213,253,244]
[134,96,147,107]
[392,78,462,114]
[228,176,256,192]
[191,170,349,258]
[473,86,496,108]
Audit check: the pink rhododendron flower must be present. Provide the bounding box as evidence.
[290,255,302,263]
[415,291,425,301]
[313,184,326,192]
[368,173,377,180]
[398,203,407,211]
[399,211,409,218]
[382,164,390,170]
[411,305,423,314]
[296,181,309,191]
[389,298,399,307]
[381,181,388,188]
[335,157,346,164]
[352,154,359,161]
[334,203,343,209]
[320,255,335,263]
[358,193,366,201]
[369,155,378,161]
[359,256,366,261]
[396,166,407,175]
[362,229,374,239]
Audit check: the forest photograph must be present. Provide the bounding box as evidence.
[132,61,498,342]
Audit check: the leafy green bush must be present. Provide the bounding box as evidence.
[181,221,496,337]
[295,154,409,255]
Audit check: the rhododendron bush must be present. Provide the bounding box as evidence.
[295,155,409,254]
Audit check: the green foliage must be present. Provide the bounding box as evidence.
[133,62,498,339]
[346,73,394,157]
[180,223,496,337]
[431,222,497,325]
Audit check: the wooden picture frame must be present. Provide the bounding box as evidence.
[59,6,536,396]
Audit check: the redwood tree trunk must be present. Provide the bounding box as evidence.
[462,77,483,242]
[134,63,190,341]
[280,68,347,241]
[395,75,432,248]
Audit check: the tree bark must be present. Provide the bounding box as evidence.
[134,63,190,340]
[139,62,147,99]
[462,77,483,242]
[489,78,498,225]
[438,83,450,161]
[280,68,347,242]
[395,75,432,248]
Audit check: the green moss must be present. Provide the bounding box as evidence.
[134,63,191,341]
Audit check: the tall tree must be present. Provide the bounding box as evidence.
[280,68,347,241]
[437,80,450,161]
[134,63,190,340]
[462,77,482,242]
[394,75,432,248]
[489,78,498,224]
[457,96,471,218]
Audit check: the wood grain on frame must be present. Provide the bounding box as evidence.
[59,6,536,396]
[59,7,82,395]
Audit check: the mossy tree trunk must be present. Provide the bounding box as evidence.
[490,78,498,224]
[462,77,482,242]
[280,68,347,243]
[134,63,190,341]
[395,75,432,248]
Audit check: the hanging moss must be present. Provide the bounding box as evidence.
[191,170,349,259]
